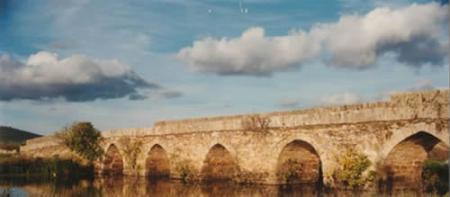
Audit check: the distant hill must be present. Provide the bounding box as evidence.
[0,126,41,150]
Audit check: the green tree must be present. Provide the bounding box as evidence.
[59,122,104,163]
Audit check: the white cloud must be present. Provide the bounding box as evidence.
[23,51,130,84]
[177,2,448,76]
[320,92,362,105]
[317,2,448,68]
[0,51,158,102]
[178,27,320,76]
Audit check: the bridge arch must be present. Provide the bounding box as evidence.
[380,125,448,160]
[146,144,171,179]
[379,131,449,191]
[102,143,124,176]
[201,143,239,181]
[276,139,322,185]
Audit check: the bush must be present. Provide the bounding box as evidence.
[332,148,372,189]
[0,155,94,179]
[241,115,271,133]
[175,159,197,182]
[422,160,448,195]
[58,122,104,163]
[0,143,19,151]
[277,159,303,184]
[120,137,143,172]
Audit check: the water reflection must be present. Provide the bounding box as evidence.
[0,177,443,197]
[92,178,328,197]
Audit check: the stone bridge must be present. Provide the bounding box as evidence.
[21,90,449,189]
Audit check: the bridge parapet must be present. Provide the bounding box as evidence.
[102,128,153,138]
[17,89,449,187]
[153,90,448,134]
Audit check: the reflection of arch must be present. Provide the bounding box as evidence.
[276,140,322,185]
[102,144,124,176]
[146,144,170,179]
[379,131,449,191]
[201,144,239,181]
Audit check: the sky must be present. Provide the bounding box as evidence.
[0,0,448,135]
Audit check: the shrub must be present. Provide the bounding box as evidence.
[332,148,372,189]
[0,155,93,179]
[58,122,104,163]
[278,159,303,183]
[241,115,271,133]
[422,160,448,195]
[0,143,19,151]
[120,137,142,172]
[175,159,196,182]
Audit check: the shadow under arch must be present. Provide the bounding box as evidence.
[146,144,171,179]
[276,139,322,186]
[102,144,124,176]
[378,131,449,192]
[201,144,239,182]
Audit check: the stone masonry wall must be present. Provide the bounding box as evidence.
[19,89,449,188]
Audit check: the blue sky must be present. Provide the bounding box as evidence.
[0,0,448,134]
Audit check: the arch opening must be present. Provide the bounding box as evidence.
[102,144,124,176]
[379,131,449,191]
[146,144,171,179]
[276,140,322,185]
[201,144,238,182]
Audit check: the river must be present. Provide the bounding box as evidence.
[0,177,441,197]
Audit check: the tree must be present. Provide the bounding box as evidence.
[58,122,104,163]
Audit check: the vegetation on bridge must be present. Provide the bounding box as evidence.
[241,115,271,133]
[332,148,374,189]
[57,122,104,163]
[120,137,143,174]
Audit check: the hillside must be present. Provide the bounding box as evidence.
[0,126,41,150]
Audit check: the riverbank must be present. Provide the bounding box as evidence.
[0,154,94,180]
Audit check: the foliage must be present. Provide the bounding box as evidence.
[58,122,104,163]
[422,160,448,195]
[0,143,18,151]
[174,159,197,182]
[0,155,94,179]
[278,159,303,183]
[241,115,271,133]
[120,137,143,172]
[332,148,372,189]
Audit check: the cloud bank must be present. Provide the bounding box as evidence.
[0,51,157,102]
[178,3,448,76]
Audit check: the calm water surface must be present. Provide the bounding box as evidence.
[0,177,445,197]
